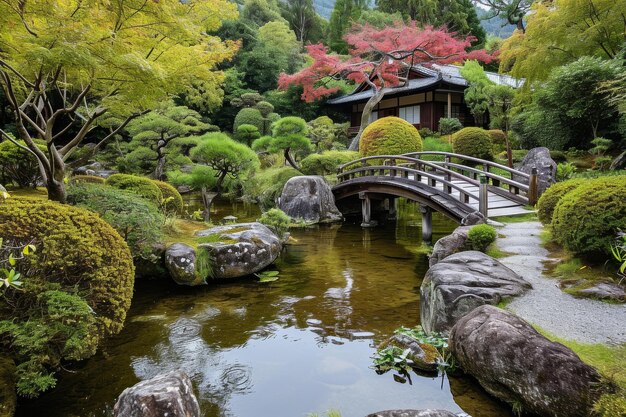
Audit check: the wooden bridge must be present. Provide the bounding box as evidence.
[333,152,538,241]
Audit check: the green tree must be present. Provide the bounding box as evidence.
[125,104,210,179]
[190,134,260,220]
[281,0,318,43]
[241,0,285,26]
[252,116,312,172]
[460,61,491,127]
[0,0,238,203]
[328,0,369,53]
[485,84,515,167]
[376,0,437,23]
[499,0,625,83]
[236,124,262,146]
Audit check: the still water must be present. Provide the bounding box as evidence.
[16,199,514,417]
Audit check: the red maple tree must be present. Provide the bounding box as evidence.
[278,21,493,150]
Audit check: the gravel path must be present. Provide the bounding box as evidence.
[497,221,626,345]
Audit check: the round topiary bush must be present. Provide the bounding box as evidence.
[359,116,423,157]
[68,183,164,260]
[233,107,265,134]
[0,199,134,396]
[551,176,626,257]
[536,178,586,225]
[467,224,497,251]
[151,180,183,214]
[488,129,506,146]
[105,173,163,206]
[452,127,493,161]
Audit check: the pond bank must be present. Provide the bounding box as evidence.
[497,221,626,345]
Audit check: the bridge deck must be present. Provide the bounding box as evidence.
[415,174,533,218]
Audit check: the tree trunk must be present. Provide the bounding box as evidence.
[284,148,304,174]
[201,187,217,222]
[348,88,386,151]
[46,176,67,203]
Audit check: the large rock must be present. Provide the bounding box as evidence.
[113,371,200,417]
[450,305,604,417]
[420,251,531,334]
[165,243,204,286]
[366,410,459,417]
[428,226,471,267]
[377,334,441,372]
[196,222,282,279]
[279,176,342,224]
[514,147,557,196]
[576,282,626,302]
[460,211,486,226]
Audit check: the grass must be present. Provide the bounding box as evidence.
[163,218,212,247]
[486,243,513,259]
[195,247,214,279]
[495,212,539,223]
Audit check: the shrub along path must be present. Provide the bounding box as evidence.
[496,221,626,345]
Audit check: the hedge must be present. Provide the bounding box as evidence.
[536,178,586,225]
[105,173,163,206]
[551,176,626,257]
[300,151,359,176]
[452,127,493,161]
[0,199,134,396]
[360,117,423,157]
[151,180,184,214]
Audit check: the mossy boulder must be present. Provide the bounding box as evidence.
[360,117,423,157]
[452,127,493,161]
[536,178,586,225]
[152,180,184,213]
[105,173,163,206]
[0,199,135,396]
[552,176,626,257]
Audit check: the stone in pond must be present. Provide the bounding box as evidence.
[420,251,531,335]
[377,333,441,372]
[428,226,471,267]
[576,282,626,302]
[113,371,200,417]
[165,243,205,286]
[450,305,605,417]
[279,176,343,223]
[196,222,282,279]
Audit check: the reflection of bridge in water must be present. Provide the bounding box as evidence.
[333,152,537,242]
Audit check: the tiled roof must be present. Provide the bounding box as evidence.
[326,64,524,105]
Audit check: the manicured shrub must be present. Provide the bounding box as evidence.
[151,180,184,214]
[467,224,497,251]
[552,176,626,257]
[67,183,164,260]
[105,173,163,206]
[0,139,47,187]
[438,117,462,135]
[488,129,507,153]
[452,127,493,161]
[0,199,134,396]
[536,179,586,225]
[259,208,291,239]
[243,166,299,210]
[300,151,360,176]
[69,175,106,184]
[235,124,261,146]
[233,107,265,133]
[360,117,423,157]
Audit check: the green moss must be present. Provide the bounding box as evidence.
[0,357,16,417]
[359,116,423,157]
[163,219,212,247]
[452,127,493,161]
[486,244,512,259]
[151,179,184,213]
[552,176,626,257]
[536,178,586,225]
[300,151,359,175]
[0,199,134,397]
[496,213,539,223]
[105,173,163,206]
[69,175,106,184]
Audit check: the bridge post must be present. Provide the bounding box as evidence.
[359,192,377,228]
[479,174,489,217]
[420,205,432,244]
[528,167,539,205]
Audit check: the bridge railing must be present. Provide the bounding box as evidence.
[337,152,538,206]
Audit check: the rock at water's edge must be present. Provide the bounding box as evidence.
[378,334,441,372]
[429,226,471,267]
[576,282,626,302]
[421,251,531,335]
[196,222,282,279]
[279,176,342,224]
[165,243,205,286]
[113,371,200,417]
[450,305,605,417]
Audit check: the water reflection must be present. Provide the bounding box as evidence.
[16,200,513,417]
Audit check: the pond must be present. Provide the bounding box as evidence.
[16,199,514,417]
